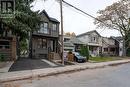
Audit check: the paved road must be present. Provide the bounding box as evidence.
[2,63,130,87]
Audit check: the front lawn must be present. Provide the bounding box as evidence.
[89,57,122,62]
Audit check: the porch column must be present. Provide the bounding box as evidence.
[97,47,100,56]
[52,40,55,52]
[108,47,110,55]
[56,40,58,53]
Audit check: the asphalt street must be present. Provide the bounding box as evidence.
[2,63,130,87]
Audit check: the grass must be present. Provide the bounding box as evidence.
[89,57,122,62]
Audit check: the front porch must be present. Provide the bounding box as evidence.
[32,36,60,60]
[103,46,119,56]
[89,46,101,57]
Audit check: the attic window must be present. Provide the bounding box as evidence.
[91,36,97,43]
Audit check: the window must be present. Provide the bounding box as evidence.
[1,1,14,14]
[37,38,47,49]
[0,41,10,49]
[64,38,70,42]
[104,48,108,52]
[39,22,49,34]
[91,36,97,43]
[52,24,57,31]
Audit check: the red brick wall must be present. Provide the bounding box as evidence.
[11,36,16,61]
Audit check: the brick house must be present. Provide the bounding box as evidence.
[0,23,16,61]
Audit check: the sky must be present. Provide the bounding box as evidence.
[32,0,121,37]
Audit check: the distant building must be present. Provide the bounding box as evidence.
[63,35,85,52]
[77,30,102,57]
[63,35,75,51]
[112,36,123,57]
[102,37,118,56]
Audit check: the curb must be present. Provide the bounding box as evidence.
[0,59,130,83]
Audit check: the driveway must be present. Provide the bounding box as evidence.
[9,58,59,72]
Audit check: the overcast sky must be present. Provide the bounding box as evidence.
[32,0,121,37]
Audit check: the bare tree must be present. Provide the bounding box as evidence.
[94,0,130,56]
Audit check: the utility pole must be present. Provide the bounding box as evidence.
[127,6,130,56]
[60,0,64,65]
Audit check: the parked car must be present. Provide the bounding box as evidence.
[73,52,86,63]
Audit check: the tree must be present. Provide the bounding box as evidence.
[94,0,130,56]
[0,0,41,57]
[20,39,28,55]
[65,32,71,36]
[80,45,89,61]
[2,0,40,38]
[71,32,76,37]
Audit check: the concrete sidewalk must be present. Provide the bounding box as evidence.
[1,59,130,83]
[0,62,13,73]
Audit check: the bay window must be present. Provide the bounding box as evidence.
[39,22,49,34]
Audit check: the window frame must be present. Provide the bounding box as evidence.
[1,1,14,14]
[52,23,57,31]
[0,40,10,49]
[37,38,47,49]
[39,22,49,34]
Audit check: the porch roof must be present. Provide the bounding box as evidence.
[108,45,118,48]
[69,37,85,45]
[64,42,74,47]
[88,43,102,47]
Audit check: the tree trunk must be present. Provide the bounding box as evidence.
[29,31,32,59]
[123,39,126,57]
[16,35,20,59]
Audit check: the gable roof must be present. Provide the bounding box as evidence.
[76,30,101,38]
[110,36,123,42]
[39,10,60,23]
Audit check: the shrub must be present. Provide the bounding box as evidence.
[0,54,5,62]
[80,45,89,61]
[126,48,130,57]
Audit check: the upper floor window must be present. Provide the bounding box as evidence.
[91,36,97,43]
[1,1,14,14]
[52,24,57,31]
[39,22,49,34]
[64,38,70,42]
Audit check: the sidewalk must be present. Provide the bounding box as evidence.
[0,62,13,73]
[0,59,130,83]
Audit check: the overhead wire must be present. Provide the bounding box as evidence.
[55,0,119,34]
[46,0,56,12]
